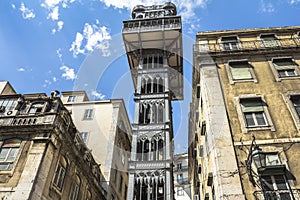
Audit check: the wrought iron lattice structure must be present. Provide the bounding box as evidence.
[122,2,183,199]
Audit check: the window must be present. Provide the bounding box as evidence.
[29,102,45,114]
[53,155,68,191]
[83,109,93,120]
[284,94,300,129]
[69,174,81,200]
[119,176,123,192]
[241,98,268,127]
[260,34,279,48]
[0,139,21,170]
[81,132,89,143]
[85,190,92,200]
[228,60,256,83]
[272,58,298,79]
[221,36,239,50]
[177,187,184,196]
[177,174,183,183]
[236,96,275,133]
[0,98,17,114]
[261,175,292,200]
[67,95,76,103]
[177,163,182,171]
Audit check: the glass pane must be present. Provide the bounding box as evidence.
[287,69,296,76]
[245,113,255,126]
[266,154,281,166]
[278,70,287,77]
[255,112,267,125]
[7,148,18,162]
[0,164,9,170]
[0,148,9,161]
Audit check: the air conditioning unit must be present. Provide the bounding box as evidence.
[194,194,199,200]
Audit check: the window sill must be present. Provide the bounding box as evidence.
[230,79,258,84]
[243,125,275,133]
[276,75,300,82]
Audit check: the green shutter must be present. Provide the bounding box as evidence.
[230,62,252,80]
[273,59,295,70]
[241,99,264,112]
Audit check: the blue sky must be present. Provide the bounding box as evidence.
[0,0,299,153]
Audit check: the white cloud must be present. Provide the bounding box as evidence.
[11,4,16,9]
[289,0,300,4]
[53,77,58,82]
[17,67,25,72]
[20,2,36,19]
[98,0,207,23]
[47,6,59,20]
[60,65,77,80]
[259,0,275,13]
[69,23,112,57]
[91,90,106,100]
[57,21,64,31]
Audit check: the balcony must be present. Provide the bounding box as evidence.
[176,177,189,185]
[174,165,188,172]
[253,189,300,200]
[194,38,300,56]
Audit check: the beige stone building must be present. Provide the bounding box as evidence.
[61,91,132,200]
[189,26,300,199]
[174,153,191,200]
[0,82,106,199]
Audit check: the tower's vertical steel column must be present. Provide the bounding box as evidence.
[122,3,183,199]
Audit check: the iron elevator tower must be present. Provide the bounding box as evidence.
[122,2,183,199]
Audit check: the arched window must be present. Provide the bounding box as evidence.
[53,155,68,191]
[0,139,21,170]
[69,174,81,200]
[85,190,92,200]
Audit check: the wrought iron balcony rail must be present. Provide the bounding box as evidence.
[176,177,189,184]
[174,165,188,172]
[194,38,300,55]
[123,17,181,32]
[253,189,300,200]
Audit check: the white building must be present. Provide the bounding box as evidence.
[174,153,191,200]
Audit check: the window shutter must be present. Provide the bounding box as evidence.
[230,62,252,80]
[241,99,264,112]
[273,59,295,70]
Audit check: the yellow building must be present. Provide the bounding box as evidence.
[190,26,300,199]
[0,81,106,199]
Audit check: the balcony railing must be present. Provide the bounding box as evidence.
[123,17,181,33]
[174,165,188,172]
[194,38,300,55]
[176,177,189,185]
[253,189,300,200]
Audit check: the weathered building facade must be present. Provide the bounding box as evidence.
[122,2,183,199]
[190,26,300,199]
[61,91,132,200]
[0,86,106,199]
[174,153,191,200]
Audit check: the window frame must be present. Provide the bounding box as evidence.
[226,59,258,84]
[69,174,81,200]
[53,155,68,192]
[283,93,300,129]
[260,34,280,48]
[269,57,300,81]
[83,109,94,120]
[80,132,89,143]
[220,36,240,51]
[67,95,76,103]
[0,138,22,172]
[235,95,275,133]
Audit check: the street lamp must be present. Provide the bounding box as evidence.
[251,145,266,170]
